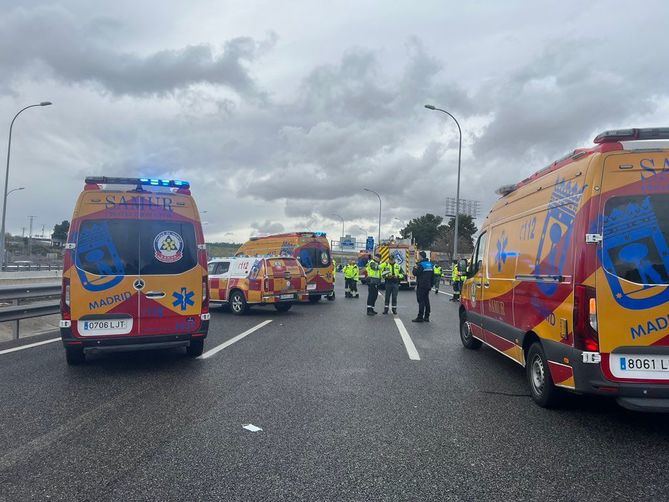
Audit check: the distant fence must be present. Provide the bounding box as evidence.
[0,283,61,339]
[1,264,62,272]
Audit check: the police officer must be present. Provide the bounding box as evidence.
[433,263,442,295]
[451,260,460,302]
[380,255,404,314]
[412,251,434,322]
[365,253,382,315]
[343,259,359,298]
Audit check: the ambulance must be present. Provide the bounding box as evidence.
[236,232,334,302]
[208,256,307,314]
[460,128,669,412]
[60,177,210,365]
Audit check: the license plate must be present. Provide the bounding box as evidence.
[280,294,294,300]
[78,318,133,336]
[307,284,317,291]
[610,354,669,380]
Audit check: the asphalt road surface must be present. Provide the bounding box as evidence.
[0,277,667,501]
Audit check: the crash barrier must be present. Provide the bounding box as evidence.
[1,264,62,272]
[0,283,61,339]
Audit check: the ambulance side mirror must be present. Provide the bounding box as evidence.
[458,259,468,275]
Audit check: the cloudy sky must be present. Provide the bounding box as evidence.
[1,0,668,243]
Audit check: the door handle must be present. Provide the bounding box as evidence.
[145,291,166,299]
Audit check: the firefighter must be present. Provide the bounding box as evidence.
[343,260,359,298]
[412,251,434,322]
[380,254,404,314]
[451,260,460,302]
[433,263,442,294]
[365,253,382,315]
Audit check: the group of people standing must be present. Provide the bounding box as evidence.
[342,251,453,323]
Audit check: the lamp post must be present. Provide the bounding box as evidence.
[1,102,52,267]
[363,188,382,246]
[425,104,462,260]
[330,213,345,250]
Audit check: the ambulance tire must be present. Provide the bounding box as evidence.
[327,292,335,301]
[230,290,248,315]
[308,295,321,303]
[526,342,562,408]
[274,302,292,312]
[459,313,482,350]
[187,339,204,358]
[65,347,85,365]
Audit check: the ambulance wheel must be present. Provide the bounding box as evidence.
[526,342,562,408]
[327,292,335,301]
[274,302,292,312]
[459,314,482,350]
[308,295,321,303]
[187,339,204,358]
[230,291,248,315]
[65,347,85,365]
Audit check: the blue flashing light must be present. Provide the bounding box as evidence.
[314,232,327,237]
[84,177,191,189]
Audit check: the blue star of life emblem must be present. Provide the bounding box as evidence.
[172,287,195,311]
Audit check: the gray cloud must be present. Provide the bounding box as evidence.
[251,220,285,236]
[0,5,274,97]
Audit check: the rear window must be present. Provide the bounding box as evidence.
[76,219,198,276]
[298,246,330,269]
[602,195,669,285]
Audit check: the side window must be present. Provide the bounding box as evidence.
[472,232,488,275]
[216,262,230,275]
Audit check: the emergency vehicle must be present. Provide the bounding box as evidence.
[208,256,307,314]
[60,177,209,365]
[236,232,334,302]
[460,128,669,412]
[377,242,418,288]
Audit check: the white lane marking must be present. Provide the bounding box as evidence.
[199,320,273,360]
[438,291,454,297]
[0,337,60,356]
[394,318,420,361]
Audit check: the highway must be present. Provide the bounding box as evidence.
[0,278,667,501]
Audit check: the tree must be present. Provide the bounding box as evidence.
[400,213,447,249]
[52,220,70,241]
[433,214,478,258]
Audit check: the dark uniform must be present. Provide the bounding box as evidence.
[412,253,434,322]
[380,259,404,314]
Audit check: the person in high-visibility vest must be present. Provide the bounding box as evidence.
[380,254,404,314]
[343,260,359,298]
[365,253,382,315]
[433,263,442,295]
[451,260,461,302]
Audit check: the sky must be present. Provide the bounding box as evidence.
[1,0,668,243]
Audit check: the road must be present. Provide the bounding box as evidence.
[0,277,667,501]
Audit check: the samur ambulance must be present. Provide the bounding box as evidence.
[60,177,210,365]
[208,256,307,314]
[236,232,334,302]
[460,128,669,412]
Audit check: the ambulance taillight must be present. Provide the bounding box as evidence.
[574,285,599,352]
[202,278,209,312]
[61,277,71,319]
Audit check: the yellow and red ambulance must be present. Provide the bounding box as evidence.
[460,128,669,412]
[60,177,209,364]
[236,232,334,302]
[208,256,307,314]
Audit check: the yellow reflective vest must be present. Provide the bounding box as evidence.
[366,259,381,280]
[451,264,459,282]
[380,262,404,281]
[343,264,359,280]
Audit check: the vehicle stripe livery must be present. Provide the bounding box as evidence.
[461,128,669,412]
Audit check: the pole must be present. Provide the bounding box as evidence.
[28,215,35,260]
[425,105,462,261]
[363,188,381,247]
[331,214,345,251]
[1,102,52,268]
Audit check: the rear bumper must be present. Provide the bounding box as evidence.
[543,339,669,412]
[60,320,209,353]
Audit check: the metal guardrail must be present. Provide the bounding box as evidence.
[1,264,62,272]
[0,283,61,339]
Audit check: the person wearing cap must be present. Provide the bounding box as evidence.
[365,253,382,315]
[412,250,434,322]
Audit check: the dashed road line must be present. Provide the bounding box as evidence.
[0,337,61,356]
[199,320,273,360]
[393,318,420,361]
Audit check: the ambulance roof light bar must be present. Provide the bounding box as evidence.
[84,177,190,189]
[594,127,669,144]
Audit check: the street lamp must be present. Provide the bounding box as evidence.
[1,101,52,267]
[425,103,462,260]
[7,187,25,197]
[330,213,345,250]
[363,188,382,246]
